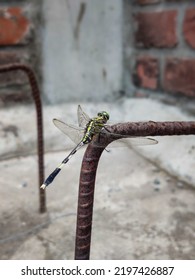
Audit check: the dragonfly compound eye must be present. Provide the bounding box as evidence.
[98,111,109,121]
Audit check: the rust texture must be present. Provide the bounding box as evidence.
[0,64,46,213]
[110,121,195,137]
[75,120,195,260]
[74,143,105,260]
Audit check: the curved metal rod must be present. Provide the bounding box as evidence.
[75,120,195,259]
[0,64,46,213]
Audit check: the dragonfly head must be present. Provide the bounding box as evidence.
[97,111,109,123]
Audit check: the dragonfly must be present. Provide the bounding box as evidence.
[40,105,158,189]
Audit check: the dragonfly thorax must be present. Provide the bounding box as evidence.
[82,114,109,144]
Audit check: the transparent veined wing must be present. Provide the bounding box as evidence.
[93,128,158,147]
[77,105,91,127]
[116,137,158,146]
[53,118,85,144]
[92,136,157,148]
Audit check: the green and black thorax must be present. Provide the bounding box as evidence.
[82,111,109,144]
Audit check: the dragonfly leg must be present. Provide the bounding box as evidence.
[103,126,111,133]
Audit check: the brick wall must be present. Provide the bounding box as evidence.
[125,0,195,99]
[2,1,195,106]
[0,0,41,107]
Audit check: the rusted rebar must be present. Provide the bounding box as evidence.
[0,64,46,213]
[75,120,195,259]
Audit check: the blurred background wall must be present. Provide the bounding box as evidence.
[42,0,123,103]
[0,0,194,106]
[0,0,41,106]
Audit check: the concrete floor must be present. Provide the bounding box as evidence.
[1,98,195,259]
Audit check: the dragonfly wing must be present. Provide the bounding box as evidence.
[118,137,158,146]
[53,119,85,144]
[92,130,158,148]
[94,137,158,148]
[77,105,91,127]
[100,129,158,146]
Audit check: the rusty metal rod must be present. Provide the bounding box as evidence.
[0,64,46,213]
[74,120,195,259]
[75,144,105,260]
[110,121,195,137]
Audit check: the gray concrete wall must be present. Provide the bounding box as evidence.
[42,0,123,104]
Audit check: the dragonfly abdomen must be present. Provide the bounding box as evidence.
[40,142,84,189]
[42,167,61,188]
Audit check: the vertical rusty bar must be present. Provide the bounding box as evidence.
[75,143,105,260]
[22,65,46,213]
[0,64,46,213]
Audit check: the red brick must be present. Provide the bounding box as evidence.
[135,11,177,48]
[164,58,195,97]
[0,7,31,45]
[183,8,195,49]
[137,0,161,5]
[133,56,159,89]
